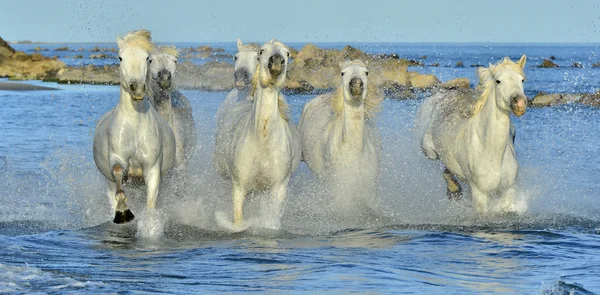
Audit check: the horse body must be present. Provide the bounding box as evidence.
[299,60,382,205]
[147,46,196,174]
[214,40,300,229]
[418,55,527,214]
[93,30,176,223]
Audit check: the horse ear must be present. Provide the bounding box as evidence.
[269,39,276,44]
[117,37,125,49]
[237,39,243,50]
[517,54,527,69]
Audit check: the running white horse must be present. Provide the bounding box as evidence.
[214,39,301,229]
[417,55,527,214]
[215,39,259,129]
[299,60,383,207]
[147,46,197,176]
[93,30,176,223]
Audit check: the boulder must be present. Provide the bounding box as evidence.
[0,36,65,80]
[408,72,439,89]
[572,62,583,68]
[430,63,439,67]
[530,92,580,107]
[456,61,464,67]
[55,47,69,51]
[539,59,559,68]
[592,62,600,68]
[89,53,108,59]
[441,78,470,89]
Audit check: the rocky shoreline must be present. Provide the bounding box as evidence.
[2,36,600,107]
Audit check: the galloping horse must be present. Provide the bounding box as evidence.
[299,60,383,206]
[417,55,527,214]
[214,39,301,229]
[93,30,176,223]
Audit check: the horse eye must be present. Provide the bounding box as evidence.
[496,80,501,84]
[365,71,369,76]
[259,49,264,55]
[148,59,152,64]
[119,57,122,61]
[521,79,525,83]
[341,72,345,77]
[234,56,238,61]
[287,52,290,58]
[174,60,177,64]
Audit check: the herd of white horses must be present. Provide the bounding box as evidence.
[92,30,528,230]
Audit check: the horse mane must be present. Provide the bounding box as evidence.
[249,53,290,121]
[157,45,179,58]
[471,57,526,117]
[331,60,383,119]
[117,30,154,52]
[239,43,260,52]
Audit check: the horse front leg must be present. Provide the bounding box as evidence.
[145,163,162,210]
[232,182,246,227]
[268,181,287,230]
[470,184,489,215]
[112,164,135,223]
[495,186,517,214]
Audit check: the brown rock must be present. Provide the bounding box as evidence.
[55,47,69,51]
[456,61,464,67]
[408,72,439,89]
[441,78,470,89]
[539,59,559,68]
[530,92,580,107]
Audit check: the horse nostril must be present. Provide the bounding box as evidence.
[129,83,136,92]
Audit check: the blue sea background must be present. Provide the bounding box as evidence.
[0,42,599,294]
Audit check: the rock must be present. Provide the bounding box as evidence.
[76,47,85,51]
[581,91,600,107]
[430,63,439,67]
[539,59,559,68]
[0,40,65,80]
[441,78,470,89]
[420,55,428,59]
[530,92,580,107]
[592,62,600,68]
[73,55,83,59]
[55,47,69,51]
[549,55,557,60]
[572,62,583,68]
[211,53,233,59]
[407,60,425,66]
[287,46,298,59]
[470,64,484,67]
[408,72,439,89]
[56,64,119,85]
[456,61,464,67]
[34,46,47,51]
[175,60,234,91]
[89,53,108,59]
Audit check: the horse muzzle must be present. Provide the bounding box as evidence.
[234,69,250,90]
[129,83,146,101]
[510,95,527,117]
[349,77,364,99]
[157,69,172,90]
[267,53,285,77]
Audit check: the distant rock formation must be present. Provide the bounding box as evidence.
[0,36,65,80]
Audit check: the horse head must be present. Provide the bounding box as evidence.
[255,39,290,88]
[234,39,259,91]
[117,30,154,101]
[339,60,369,106]
[148,46,178,103]
[478,55,527,117]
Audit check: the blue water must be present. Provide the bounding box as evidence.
[1,43,599,294]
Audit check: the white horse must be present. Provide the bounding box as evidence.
[93,30,176,223]
[417,55,527,214]
[215,39,259,130]
[214,39,301,229]
[147,46,197,176]
[299,60,383,207]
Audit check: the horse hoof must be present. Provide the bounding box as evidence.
[114,209,135,224]
[447,189,462,201]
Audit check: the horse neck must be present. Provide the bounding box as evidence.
[118,86,149,116]
[470,87,511,150]
[252,85,281,138]
[340,95,365,150]
[151,89,173,125]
